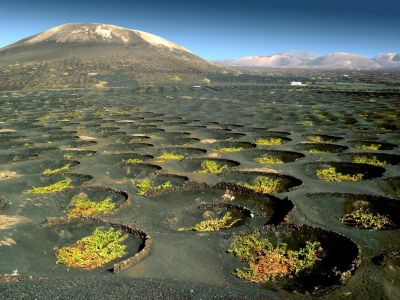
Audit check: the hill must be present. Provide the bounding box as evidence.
[0,24,224,90]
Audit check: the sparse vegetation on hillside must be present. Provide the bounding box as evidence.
[0,24,222,90]
[170,75,182,81]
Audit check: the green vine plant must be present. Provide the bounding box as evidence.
[255,138,283,146]
[197,160,228,174]
[307,149,329,154]
[307,136,335,143]
[64,154,74,160]
[308,136,323,143]
[67,193,116,218]
[214,147,244,153]
[298,120,314,127]
[316,167,364,182]
[121,158,143,165]
[352,155,388,167]
[136,179,173,196]
[243,176,285,194]
[228,233,324,283]
[178,211,242,232]
[255,156,284,164]
[340,201,392,230]
[55,227,127,270]
[24,178,73,194]
[357,144,381,151]
[42,164,71,175]
[157,151,185,160]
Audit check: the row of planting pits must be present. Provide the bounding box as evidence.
[0,88,399,296]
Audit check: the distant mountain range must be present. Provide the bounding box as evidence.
[213,51,400,69]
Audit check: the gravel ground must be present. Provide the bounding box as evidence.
[0,277,260,300]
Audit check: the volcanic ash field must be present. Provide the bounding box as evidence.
[0,82,400,299]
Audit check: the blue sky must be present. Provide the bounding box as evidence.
[0,0,399,59]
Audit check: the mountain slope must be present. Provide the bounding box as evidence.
[0,24,223,90]
[1,24,192,53]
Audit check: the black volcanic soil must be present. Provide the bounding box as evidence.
[1,72,400,299]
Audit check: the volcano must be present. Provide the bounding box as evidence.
[0,23,223,90]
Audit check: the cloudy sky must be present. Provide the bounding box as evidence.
[0,0,399,59]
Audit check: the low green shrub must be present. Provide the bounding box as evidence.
[198,160,228,174]
[255,138,283,146]
[228,234,324,283]
[67,194,115,218]
[357,144,381,151]
[122,158,143,164]
[56,227,127,270]
[136,179,173,196]
[340,201,392,230]
[243,176,284,194]
[316,167,363,182]
[214,147,243,153]
[157,151,185,160]
[24,178,73,194]
[353,155,388,167]
[42,164,71,175]
[178,211,242,232]
[255,156,284,164]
